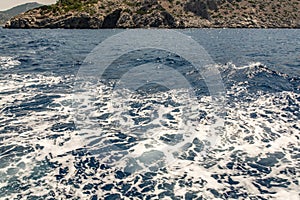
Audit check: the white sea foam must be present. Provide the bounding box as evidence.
[0,56,21,70]
[0,62,299,199]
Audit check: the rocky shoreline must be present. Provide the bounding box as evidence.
[4,0,300,29]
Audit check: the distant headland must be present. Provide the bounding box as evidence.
[4,0,300,29]
[0,2,42,26]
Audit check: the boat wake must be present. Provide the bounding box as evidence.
[0,61,299,199]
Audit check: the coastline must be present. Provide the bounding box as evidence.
[3,0,300,29]
[2,25,300,29]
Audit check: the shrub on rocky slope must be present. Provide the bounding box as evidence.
[5,0,300,28]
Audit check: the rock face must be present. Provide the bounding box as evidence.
[184,0,211,19]
[5,12,104,29]
[102,9,122,28]
[4,0,300,29]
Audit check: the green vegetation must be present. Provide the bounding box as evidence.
[4,0,299,28]
[136,9,147,15]
[57,0,84,11]
[123,8,132,14]
[124,1,141,7]
[54,0,99,13]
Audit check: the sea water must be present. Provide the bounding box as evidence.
[0,28,299,199]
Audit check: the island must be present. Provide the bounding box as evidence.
[4,0,300,29]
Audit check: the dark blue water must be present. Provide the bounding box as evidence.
[1,28,299,75]
[0,28,299,199]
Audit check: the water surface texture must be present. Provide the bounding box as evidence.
[0,28,299,199]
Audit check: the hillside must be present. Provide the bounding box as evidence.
[4,0,300,28]
[0,2,43,25]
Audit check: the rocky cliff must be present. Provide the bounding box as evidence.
[4,0,300,28]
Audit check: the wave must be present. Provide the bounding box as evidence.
[218,62,300,94]
[0,56,21,70]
